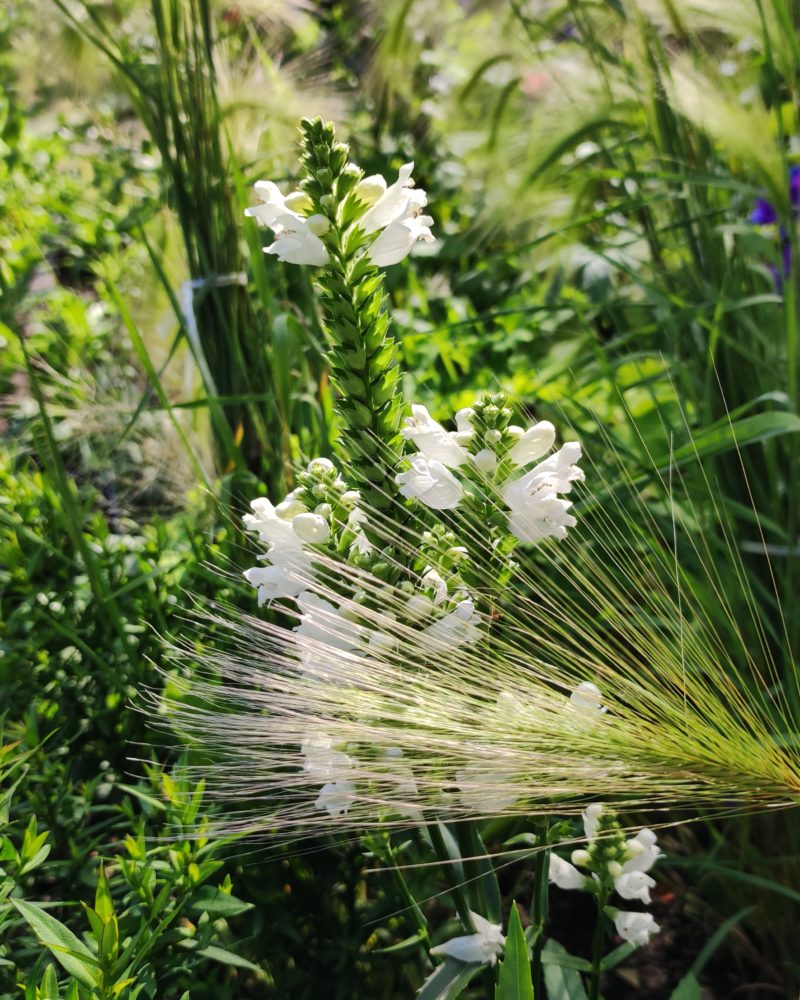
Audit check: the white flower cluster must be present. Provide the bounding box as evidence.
[243,458,362,606]
[549,804,662,948]
[245,163,434,267]
[395,404,584,544]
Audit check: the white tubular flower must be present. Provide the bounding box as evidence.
[455,407,475,433]
[423,597,480,647]
[360,162,422,234]
[612,911,660,947]
[614,871,656,904]
[301,732,353,782]
[507,420,556,467]
[502,442,584,507]
[569,681,607,715]
[401,404,468,468]
[315,780,356,817]
[244,180,302,228]
[396,456,464,510]
[421,567,449,605]
[368,210,435,266]
[294,592,363,653]
[549,854,589,891]
[582,803,605,840]
[430,912,505,966]
[507,496,576,544]
[243,564,307,605]
[265,214,329,266]
[621,829,662,874]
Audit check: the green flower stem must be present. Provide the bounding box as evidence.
[589,887,609,1000]
[531,840,550,997]
[298,118,405,517]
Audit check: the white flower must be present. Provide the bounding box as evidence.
[503,442,584,505]
[621,829,662,874]
[396,456,464,510]
[507,421,556,467]
[422,598,480,647]
[614,871,656,904]
[501,441,583,544]
[292,512,331,545]
[315,780,356,817]
[430,912,505,965]
[243,563,308,605]
[569,682,607,715]
[244,181,304,228]
[301,732,353,782]
[549,854,589,891]
[455,407,475,433]
[612,911,660,947]
[401,404,467,468]
[507,496,576,544]
[294,592,363,653]
[421,567,449,605]
[360,162,424,234]
[265,214,329,266]
[582,803,605,840]
[368,210,435,266]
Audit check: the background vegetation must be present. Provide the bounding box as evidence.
[1,0,798,996]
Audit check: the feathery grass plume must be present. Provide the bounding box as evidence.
[157,400,800,841]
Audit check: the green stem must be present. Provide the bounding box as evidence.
[589,890,608,1000]
[531,842,549,997]
[378,833,429,943]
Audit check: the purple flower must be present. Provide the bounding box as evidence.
[749,166,800,286]
[749,165,800,224]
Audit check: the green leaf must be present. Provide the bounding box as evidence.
[542,940,589,1000]
[656,411,800,470]
[495,903,533,1000]
[194,944,262,972]
[10,899,100,987]
[188,885,253,918]
[95,864,114,922]
[39,964,60,1000]
[416,959,482,1000]
[669,972,701,1000]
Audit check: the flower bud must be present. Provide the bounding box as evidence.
[314,503,333,518]
[275,498,308,519]
[284,190,313,214]
[319,193,337,215]
[473,448,498,474]
[307,214,331,236]
[341,490,360,505]
[356,174,388,206]
[485,429,502,445]
[607,860,623,877]
[571,849,592,868]
[293,513,331,545]
[507,425,524,439]
[308,457,335,474]
[406,594,433,620]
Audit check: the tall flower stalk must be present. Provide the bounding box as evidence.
[162,118,800,997]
